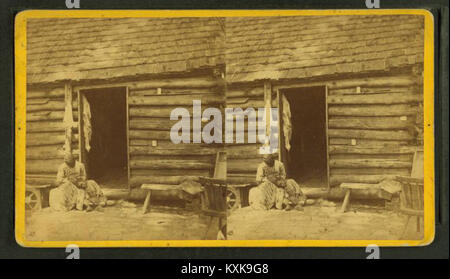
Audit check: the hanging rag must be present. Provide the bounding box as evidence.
[82,95,92,152]
[281,95,292,151]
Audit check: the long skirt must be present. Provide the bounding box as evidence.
[84,180,107,206]
[49,180,106,211]
[248,181,285,210]
[49,181,84,212]
[284,179,305,205]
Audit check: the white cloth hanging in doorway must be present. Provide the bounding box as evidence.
[281,94,292,151]
[82,95,92,152]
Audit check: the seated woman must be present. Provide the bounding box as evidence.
[49,153,107,212]
[249,154,306,210]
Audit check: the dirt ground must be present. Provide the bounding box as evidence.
[25,202,214,241]
[25,199,422,242]
[227,203,423,240]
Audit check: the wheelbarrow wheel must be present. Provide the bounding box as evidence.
[25,189,41,211]
[226,187,239,211]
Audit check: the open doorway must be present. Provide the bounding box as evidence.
[279,86,329,188]
[79,87,128,189]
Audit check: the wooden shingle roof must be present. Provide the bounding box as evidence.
[27,17,225,84]
[225,15,424,83]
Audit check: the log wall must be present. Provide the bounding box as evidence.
[126,74,225,187]
[26,86,79,185]
[26,71,225,187]
[226,69,424,186]
[25,69,423,189]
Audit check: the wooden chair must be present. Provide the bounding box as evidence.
[397,149,424,238]
[198,151,227,239]
[397,176,424,237]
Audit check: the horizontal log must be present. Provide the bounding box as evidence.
[328,129,413,140]
[330,153,412,161]
[27,133,78,146]
[129,94,224,106]
[27,100,78,113]
[130,159,212,170]
[129,76,221,90]
[226,100,265,108]
[227,175,256,184]
[328,104,418,116]
[329,159,411,168]
[330,168,411,176]
[130,106,207,118]
[26,159,61,174]
[26,145,64,159]
[227,158,261,173]
[272,75,419,91]
[26,100,65,112]
[328,86,414,95]
[130,130,220,142]
[328,93,421,105]
[227,86,264,98]
[328,116,414,130]
[27,97,58,105]
[329,145,418,155]
[303,187,391,200]
[131,169,210,178]
[27,88,65,99]
[226,97,248,104]
[129,130,172,141]
[325,75,418,89]
[329,138,409,146]
[130,119,175,130]
[130,154,212,162]
[329,174,398,186]
[27,149,80,161]
[226,145,264,159]
[130,87,215,96]
[129,118,215,131]
[27,111,78,122]
[26,175,56,185]
[130,139,217,148]
[27,121,76,133]
[130,145,216,156]
[129,175,201,186]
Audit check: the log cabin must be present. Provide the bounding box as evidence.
[25,15,426,200]
[26,17,226,190]
[224,15,425,190]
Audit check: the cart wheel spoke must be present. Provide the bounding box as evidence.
[226,188,238,210]
[25,191,39,210]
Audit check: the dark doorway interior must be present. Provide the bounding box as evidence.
[281,86,328,188]
[82,87,128,188]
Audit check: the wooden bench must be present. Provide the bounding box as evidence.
[141,184,183,214]
[339,183,377,213]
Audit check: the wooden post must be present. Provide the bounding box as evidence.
[264,81,272,151]
[77,90,87,165]
[277,89,282,161]
[63,83,73,155]
[126,87,131,189]
[325,86,330,191]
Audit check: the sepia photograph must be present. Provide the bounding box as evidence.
[224,15,427,241]
[17,11,431,246]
